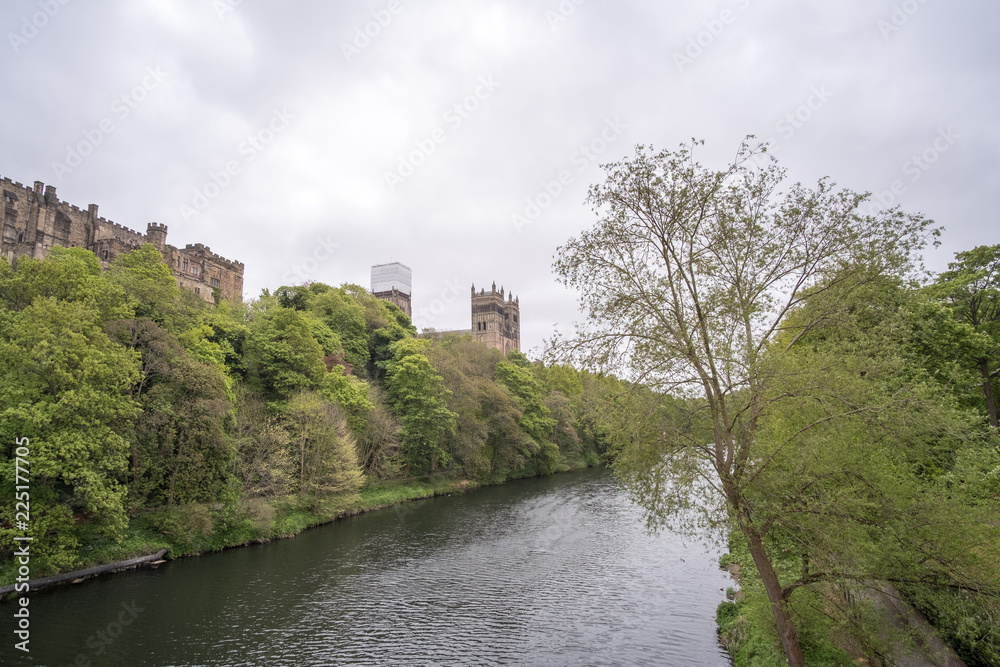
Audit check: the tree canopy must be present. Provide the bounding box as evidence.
[551,138,997,665]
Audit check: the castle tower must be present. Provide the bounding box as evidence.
[371,262,412,318]
[471,282,520,354]
[146,222,167,252]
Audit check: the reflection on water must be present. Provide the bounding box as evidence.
[3,468,732,666]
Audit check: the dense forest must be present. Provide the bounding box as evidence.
[0,245,621,583]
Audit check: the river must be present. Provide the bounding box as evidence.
[4,468,732,666]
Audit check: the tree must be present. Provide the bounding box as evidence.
[0,246,130,322]
[0,297,140,541]
[934,244,1000,427]
[355,385,402,479]
[107,318,234,507]
[107,244,181,325]
[244,303,327,405]
[383,339,456,475]
[308,286,371,375]
[495,358,559,474]
[550,139,937,665]
[286,391,364,503]
[230,386,294,497]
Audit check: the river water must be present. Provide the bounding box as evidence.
[5,468,732,666]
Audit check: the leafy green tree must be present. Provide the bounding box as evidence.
[230,386,294,497]
[0,297,140,541]
[356,385,402,479]
[544,391,581,456]
[383,339,456,475]
[244,302,327,405]
[200,300,249,380]
[308,287,371,375]
[550,138,939,665]
[0,246,130,321]
[286,391,364,503]
[107,244,181,324]
[107,318,234,507]
[319,367,374,433]
[495,359,559,474]
[934,244,1000,426]
[422,334,500,478]
[274,284,313,311]
[745,279,1000,661]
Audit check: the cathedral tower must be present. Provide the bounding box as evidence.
[471,281,520,354]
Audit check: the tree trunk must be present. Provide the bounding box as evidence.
[980,358,998,428]
[739,513,806,667]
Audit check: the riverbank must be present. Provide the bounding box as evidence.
[715,537,978,667]
[0,476,480,594]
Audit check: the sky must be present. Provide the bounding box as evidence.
[2,0,998,356]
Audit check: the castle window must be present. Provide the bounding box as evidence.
[210,277,220,288]
[183,258,188,271]
[195,287,201,295]
[17,232,23,243]
[192,266,199,276]
[102,250,108,259]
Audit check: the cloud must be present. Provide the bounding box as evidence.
[3,0,998,356]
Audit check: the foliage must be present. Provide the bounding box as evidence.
[549,137,997,666]
[0,252,608,586]
[0,297,140,539]
[244,301,327,405]
[286,391,364,503]
[932,244,1000,426]
[107,244,182,325]
[383,339,457,475]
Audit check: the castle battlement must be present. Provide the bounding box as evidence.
[1,173,244,302]
[182,242,244,268]
[1,177,29,191]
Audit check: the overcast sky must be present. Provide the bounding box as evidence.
[3,0,998,355]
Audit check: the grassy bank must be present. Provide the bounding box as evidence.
[1,476,476,588]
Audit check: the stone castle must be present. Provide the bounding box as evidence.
[1,176,244,302]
